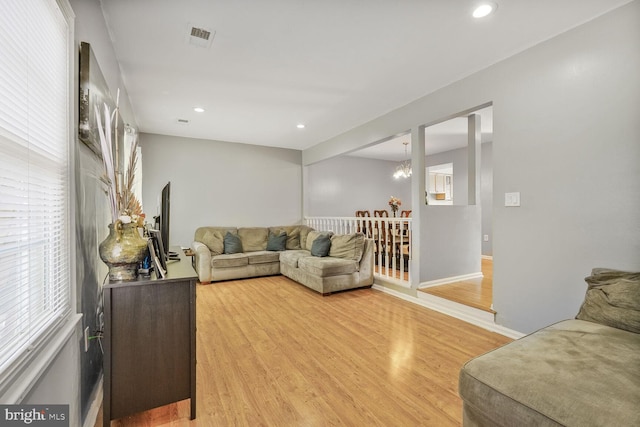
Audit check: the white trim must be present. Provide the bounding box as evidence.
[418,272,483,289]
[83,375,103,427]
[0,313,83,403]
[374,275,412,289]
[481,255,493,260]
[372,284,524,339]
[417,291,495,324]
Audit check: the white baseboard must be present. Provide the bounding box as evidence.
[417,291,496,324]
[374,275,412,289]
[83,375,103,427]
[418,272,483,289]
[372,284,524,340]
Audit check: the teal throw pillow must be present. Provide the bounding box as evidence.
[310,234,331,257]
[223,232,243,254]
[266,231,287,251]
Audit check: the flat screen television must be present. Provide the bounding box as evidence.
[159,182,178,259]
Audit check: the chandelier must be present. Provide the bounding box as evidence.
[393,141,412,179]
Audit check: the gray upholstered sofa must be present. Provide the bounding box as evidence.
[459,268,640,427]
[191,225,374,294]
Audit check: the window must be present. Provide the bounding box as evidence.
[0,0,72,374]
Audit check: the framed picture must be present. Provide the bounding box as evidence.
[149,229,168,273]
[147,237,166,279]
[79,41,122,157]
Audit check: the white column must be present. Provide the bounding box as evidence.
[410,125,425,288]
[468,114,481,205]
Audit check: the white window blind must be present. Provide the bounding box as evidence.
[0,0,71,373]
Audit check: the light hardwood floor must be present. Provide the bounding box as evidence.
[99,274,510,426]
[419,258,494,313]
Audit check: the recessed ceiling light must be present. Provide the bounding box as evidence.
[193,107,205,113]
[473,2,497,18]
[296,124,305,129]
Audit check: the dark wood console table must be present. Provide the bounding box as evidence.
[103,248,197,426]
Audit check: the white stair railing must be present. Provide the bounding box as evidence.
[305,216,412,286]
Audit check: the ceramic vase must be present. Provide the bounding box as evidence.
[99,220,148,281]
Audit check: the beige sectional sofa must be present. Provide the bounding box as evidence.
[459,268,640,426]
[191,225,374,294]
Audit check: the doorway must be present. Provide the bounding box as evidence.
[418,105,493,313]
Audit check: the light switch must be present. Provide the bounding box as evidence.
[505,192,521,207]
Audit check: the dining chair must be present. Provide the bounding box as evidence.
[372,210,390,257]
[355,210,371,237]
[400,210,412,217]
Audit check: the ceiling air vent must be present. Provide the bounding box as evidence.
[186,23,215,48]
[177,118,189,125]
[191,27,211,40]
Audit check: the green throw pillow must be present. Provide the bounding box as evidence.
[576,268,640,333]
[223,231,243,254]
[266,231,287,251]
[310,234,331,257]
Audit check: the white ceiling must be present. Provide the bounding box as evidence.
[100,0,630,153]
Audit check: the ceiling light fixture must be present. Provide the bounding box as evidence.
[296,124,305,129]
[393,142,412,179]
[193,107,205,113]
[473,2,497,18]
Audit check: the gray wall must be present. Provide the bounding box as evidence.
[420,206,482,282]
[305,155,412,217]
[425,142,493,258]
[425,143,493,256]
[22,335,80,427]
[302,2,640,333]
[70,0,138,422]
[139,133,303,247]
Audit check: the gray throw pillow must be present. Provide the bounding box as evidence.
[223,231,243,254]
[266,231,287,251]
[310,234,331,257]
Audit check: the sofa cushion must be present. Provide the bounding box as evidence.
[305,230,333,252]
[199,229,223,255]
[266,231,287,251]
[298,256,357,277]
[269,225,314,250]
[576,268,640,333]
[311,234,331,257]
[459,319,640,427]
[329,233,365,262]
[224,232,243,254]
[285,229,301,250]
[279,250,311,268]
[247,250,281,265]
[299,226,312,250]
[237,227,268,252]
[211,253,248,268]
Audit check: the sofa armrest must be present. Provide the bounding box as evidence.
[192,241,212,283]
[358,239,374,285]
